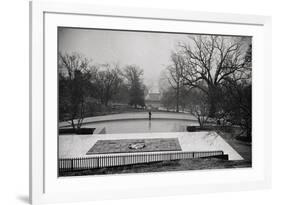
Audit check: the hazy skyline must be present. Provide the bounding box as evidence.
[58,27,191,92]
[58,28,251,92]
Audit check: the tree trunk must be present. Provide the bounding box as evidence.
[104,99,108,107]
[71,119,76,130]
[208,100,216,118]
[176,82,179,112]
[208,86,217,118]
[198,117,203,128]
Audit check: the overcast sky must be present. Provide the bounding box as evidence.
[58,28,251,92]
[58,27,191,92]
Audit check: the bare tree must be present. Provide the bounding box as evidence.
[158,70,170,94]
[91,64,123,107]
[123,65,145,108]
[58,52,91,129]
[219,69,252,138]
[187,90,209,128]
[166,52,186,112]
[217,43,252,139]
[177,35,250,117]
[160,86,177,111]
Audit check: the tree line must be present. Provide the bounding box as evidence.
[161,35,252,139]
[58,52,146,129]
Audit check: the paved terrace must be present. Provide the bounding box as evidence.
[59,111,198,128]
[59,131,243,160]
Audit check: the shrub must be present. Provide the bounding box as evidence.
[59,128,95,135]
[186,126,197,132]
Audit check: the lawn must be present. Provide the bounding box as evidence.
[216,129,252,161]
[60,158,251,177]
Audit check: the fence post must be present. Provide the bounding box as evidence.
[59,150,226,171]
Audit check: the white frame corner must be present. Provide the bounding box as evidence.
[30,1,272,204]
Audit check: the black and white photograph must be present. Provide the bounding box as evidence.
[58,27,252,177]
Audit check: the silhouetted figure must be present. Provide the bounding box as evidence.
[148,111,152,120]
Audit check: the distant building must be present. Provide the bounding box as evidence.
[145,92,162,110]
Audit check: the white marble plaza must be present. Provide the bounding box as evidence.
[59,131,243,160]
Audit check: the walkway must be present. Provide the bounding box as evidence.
[59,131,243,160]
[59,111,198,128]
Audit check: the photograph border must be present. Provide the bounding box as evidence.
[30,1,271,204]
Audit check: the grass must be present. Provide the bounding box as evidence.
[216,129,252,161]
[59,127,252,177]
[60,158,251,177]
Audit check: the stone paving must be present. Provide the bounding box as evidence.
[91,119,198,134]
[59,111,197,128]
[59,131,243,160]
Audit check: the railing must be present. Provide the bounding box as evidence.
[59,150,225,172]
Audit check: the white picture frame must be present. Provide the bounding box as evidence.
[30,1,272,204]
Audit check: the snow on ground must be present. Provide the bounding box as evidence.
[59,112,198,128]
[59,131,243,160]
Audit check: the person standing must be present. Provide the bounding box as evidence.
[148,111,152,120]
